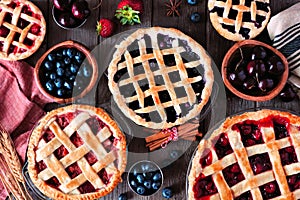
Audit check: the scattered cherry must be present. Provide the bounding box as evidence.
[279,84,297,102]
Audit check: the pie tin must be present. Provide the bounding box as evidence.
[185,108,300,199]
[127,160,164,197]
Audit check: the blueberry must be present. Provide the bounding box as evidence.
[56,51,63,60]
[57,88,66,97]
[64,57,71,65]
[130,180,137,187]
[83,65,92,77]
[133,168,139,176]
[162,187,173,199]
[118,193,127,200]
[56,61,65,69]
[57,68,65,76]
[62,48,68,56]
[67,48,76,58]
[144,180,152,189]
[65,68,72,77]
[190,12,201,23]
[187,0,198,5]
[70,64,79,74]
[45,81,54,91]
[136,186,145,195]
[141,164,150,172]
[143,172,153,179]
[153,172,162,181]
[170,150,179,159]
[75,52,84,63]
[69,75,76,81]
[64,81,72,90]
[44,61,54,70]
[152,182,161,190]
[49,73,57,80]
[47,53,56,61]
[136,174,144,183]
[54,78,63,88]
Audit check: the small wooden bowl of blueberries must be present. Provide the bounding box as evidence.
[34,40,98,103]
[222,40,288,101]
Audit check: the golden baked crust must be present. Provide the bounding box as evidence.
[188,109,300,200]
[208,0,271,41]
[108,27,214,129]
[27,104,127,200]
[0,0,46,60]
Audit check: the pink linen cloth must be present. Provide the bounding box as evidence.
[0,60,52,199]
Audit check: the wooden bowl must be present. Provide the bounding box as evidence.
[34,40,98,103]
[222,40,288,101]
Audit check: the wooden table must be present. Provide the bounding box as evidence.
[26,0,300,199]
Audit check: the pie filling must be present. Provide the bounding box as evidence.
[209,0,270,39]
[114,33,206,123]
[0,2,42,54]
[35,111,118,194]
[193,115,297,199]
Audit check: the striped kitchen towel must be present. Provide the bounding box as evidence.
[267,2,300,89]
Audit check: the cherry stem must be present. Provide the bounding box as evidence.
[93,0,102,10]
[235,47,244,71]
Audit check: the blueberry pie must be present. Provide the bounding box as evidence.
[27,104,127,200]
[108,27,214,129]
[0,0,46,60]
[188,110,300,199]
[208,0,271,41]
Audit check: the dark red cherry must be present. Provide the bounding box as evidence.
[243,77,256,90]
[58,12,76,27]
[0,27,9,37]
[264,182,276,194]
[279,84,297,102]
[255,60,266,77]
[246,60,256,76]
[71,0,91,20]
[53,0,73,11]
[258,79,274,92]
[267,56,285,76]
[251,46,267,60]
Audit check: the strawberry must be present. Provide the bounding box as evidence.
[96,18,114,38]
[115,0,144,25]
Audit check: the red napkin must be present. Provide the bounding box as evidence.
[0,60,52,200]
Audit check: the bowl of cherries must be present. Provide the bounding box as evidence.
[52,0,91,29]
[34,40,98,103]
[222,40,288,101]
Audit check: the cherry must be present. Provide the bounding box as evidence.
[71,0,90,20]
[267,56,284,76]
[0,27,9,37]
[251,46,267,60]
[53,0,73,11]
[258,79,274,92]
[246,60,256,76]
[254,60,266,77]
[264,182,276,194]
[58,12,76,27]
[243,77,256,90]
[279,84,297,102]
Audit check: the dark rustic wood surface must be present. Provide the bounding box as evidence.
[25,0,300,199]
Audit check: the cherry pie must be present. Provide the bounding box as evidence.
[27,104,127,200]
[208,0,271,41]
[0,0,46,60]
[108,27,214,129]
[188,109,300,199]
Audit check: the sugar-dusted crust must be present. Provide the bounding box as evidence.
[188,109,300,200]
[208,0,271,41]
[0,0,46,60]
[27,104,127,200]
[108,27,214,129]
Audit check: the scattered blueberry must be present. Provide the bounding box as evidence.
[136,174,144,183]
[57,88,66,96]
[187,0,198,5]
[136,186,146,195]
[170,150,179,159]
[152,182,161,190]
[190,12,201,23]
[44,61,54,70]
[118,193,127,200]
[45,81,54,91]
[49,73,57,80]
[144,180,152,189]
[153,172,162,181]
[162,187,173,199]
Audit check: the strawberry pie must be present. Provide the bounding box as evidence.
[188,109,300,200]
[27,105,127,200]
[0,0,46,60]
